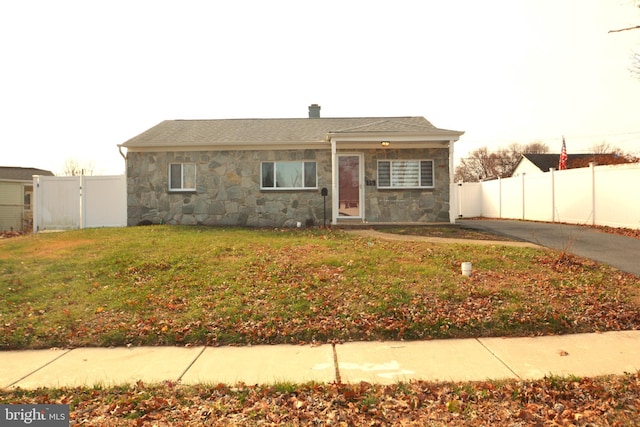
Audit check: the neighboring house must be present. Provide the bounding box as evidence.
[0,166,54,232]
[119,105,464,227]
[512,153,636,176]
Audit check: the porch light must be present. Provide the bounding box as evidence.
[381,141,390,147]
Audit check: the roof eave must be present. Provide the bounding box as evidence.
[326,130,464,142]
[123,142,331,152]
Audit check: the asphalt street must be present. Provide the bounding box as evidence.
[459,219,640,277]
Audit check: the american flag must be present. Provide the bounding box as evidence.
[558,137,568,170]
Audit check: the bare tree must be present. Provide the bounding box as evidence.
[455,141,549,182]
[590,142,615,154]
[590,142,639,161]
[609,25,640,34]
[62,158,94,176]
[522,141,550,154]
[631,51,640,79]
[608,1,640,76]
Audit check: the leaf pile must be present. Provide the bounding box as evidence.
[593,225,640,240]
[3,372,639,425]
[0,230,25,239]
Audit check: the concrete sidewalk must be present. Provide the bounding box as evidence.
[3,331,639,389]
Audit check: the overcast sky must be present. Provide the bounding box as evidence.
[2,0,640,175]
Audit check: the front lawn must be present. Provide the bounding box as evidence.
[1,226,639,350]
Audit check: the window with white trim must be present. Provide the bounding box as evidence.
[261,161,317,189]
[377,160,434,189]
[169,163,196,191]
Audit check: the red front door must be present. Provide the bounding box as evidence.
[338,155,362,217]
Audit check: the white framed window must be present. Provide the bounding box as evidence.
[261,161,317,190]
[377,160,434,189]
[169,163,196,191]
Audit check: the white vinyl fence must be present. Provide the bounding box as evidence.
[454,162,640,230]
[33,175,127,232]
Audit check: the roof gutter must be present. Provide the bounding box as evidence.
[324,130,464,142]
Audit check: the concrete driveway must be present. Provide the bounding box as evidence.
[460,219,640,277]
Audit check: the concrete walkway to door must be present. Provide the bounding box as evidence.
[459,219,640,277]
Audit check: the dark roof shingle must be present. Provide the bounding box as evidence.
[0,167,54,181]
[121,117,463,148]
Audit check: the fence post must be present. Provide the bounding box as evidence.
[32,176,40,233]
[521,173,526,220]
[457,181,463,218]
[79,174,84,229]
[120,174,127,227]
[590,162,596,226]
[550,168,556,222]
[498,177,502,219]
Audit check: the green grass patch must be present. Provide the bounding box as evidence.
[1,225,639,349]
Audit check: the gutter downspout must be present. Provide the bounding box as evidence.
[118,145,127,162]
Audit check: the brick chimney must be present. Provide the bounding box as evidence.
[308,104,321,118]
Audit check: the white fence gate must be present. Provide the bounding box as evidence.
[33,175,127,232]
[455,163,640,230]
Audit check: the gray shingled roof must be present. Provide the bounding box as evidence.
[0,167,54,181]
[521,154,561,172]
[121,117,463,148]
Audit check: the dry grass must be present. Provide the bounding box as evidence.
[1,225,639,350]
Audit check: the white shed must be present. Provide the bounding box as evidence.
[0,167,53,232]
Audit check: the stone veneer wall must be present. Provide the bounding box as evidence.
[362,148,451,223]
[126,147,451,227]
[126,150,332,227]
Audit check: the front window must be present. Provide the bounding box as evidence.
[169,163,196,191]
[261,161,317,189]
[24,187,32,211]
[377,160,434,188]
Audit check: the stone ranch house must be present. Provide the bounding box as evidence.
[119,106,464,227]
